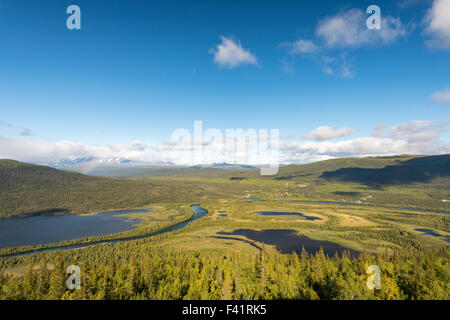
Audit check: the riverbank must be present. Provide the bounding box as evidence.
[0,204,201,257]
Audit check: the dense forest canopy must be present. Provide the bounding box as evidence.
[0,246,448,300]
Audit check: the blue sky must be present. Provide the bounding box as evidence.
[0,0,449,165]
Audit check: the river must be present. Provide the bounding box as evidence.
[0,205,208,258]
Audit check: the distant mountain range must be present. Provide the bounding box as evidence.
[192,163,258,170]
[37,157,258,174]
[39,157,177,171]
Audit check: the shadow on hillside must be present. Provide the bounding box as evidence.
[211,236,262,251]
[320,155,450,186]
[274,173,313,180]
[19,208,71,218]
[331,191,362,197]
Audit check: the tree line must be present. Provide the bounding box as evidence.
[0,246,448,300]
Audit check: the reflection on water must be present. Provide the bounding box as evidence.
[217,229,359,256]
[0,209,150,249]
[415,228,450,243]
[1,205,208,257]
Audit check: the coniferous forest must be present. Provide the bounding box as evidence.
[0,247,448,300]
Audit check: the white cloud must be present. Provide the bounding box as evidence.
[424,0,450,49]
[316,9,408,49]
[0,121,448,166]
[367,120,449,154]
[280,8,407,77]
[280,45,355,78]
[303,126,355,141]
[340,61,355,78]
[431,87,450,104]
[385,120,448,143]
[0,137,169,164]
[282,39,319,55]
[322,54,355,78]
[282,120,449,162]
[210,36,259,69]
[281,137,411,158]
[372,123,386,137]
[280,59,294,74]
[0,138,107,163]
[323,66,334,75]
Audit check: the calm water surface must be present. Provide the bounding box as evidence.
[0,209,150,249]
[0,205,208,256]
[415,228,450,243]
[217,229,359,256]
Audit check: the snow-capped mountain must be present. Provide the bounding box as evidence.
[40,157,176,171]
[191,163,258,170]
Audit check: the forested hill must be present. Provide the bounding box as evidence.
[0,159,248,218]
[0,159,100,186]
[0,159,133,218]
[238,154,450,185]
[0,160,153,218]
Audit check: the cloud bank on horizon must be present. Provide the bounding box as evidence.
[1,120,448,166]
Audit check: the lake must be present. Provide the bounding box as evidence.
[0,209,150,249]
[0,205,208,256]
[415,228,450,243]
[217,229,359,256]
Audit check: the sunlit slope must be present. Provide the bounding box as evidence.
[218,155,450,210]
[225,155,449,187]
[277,155,450,185]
